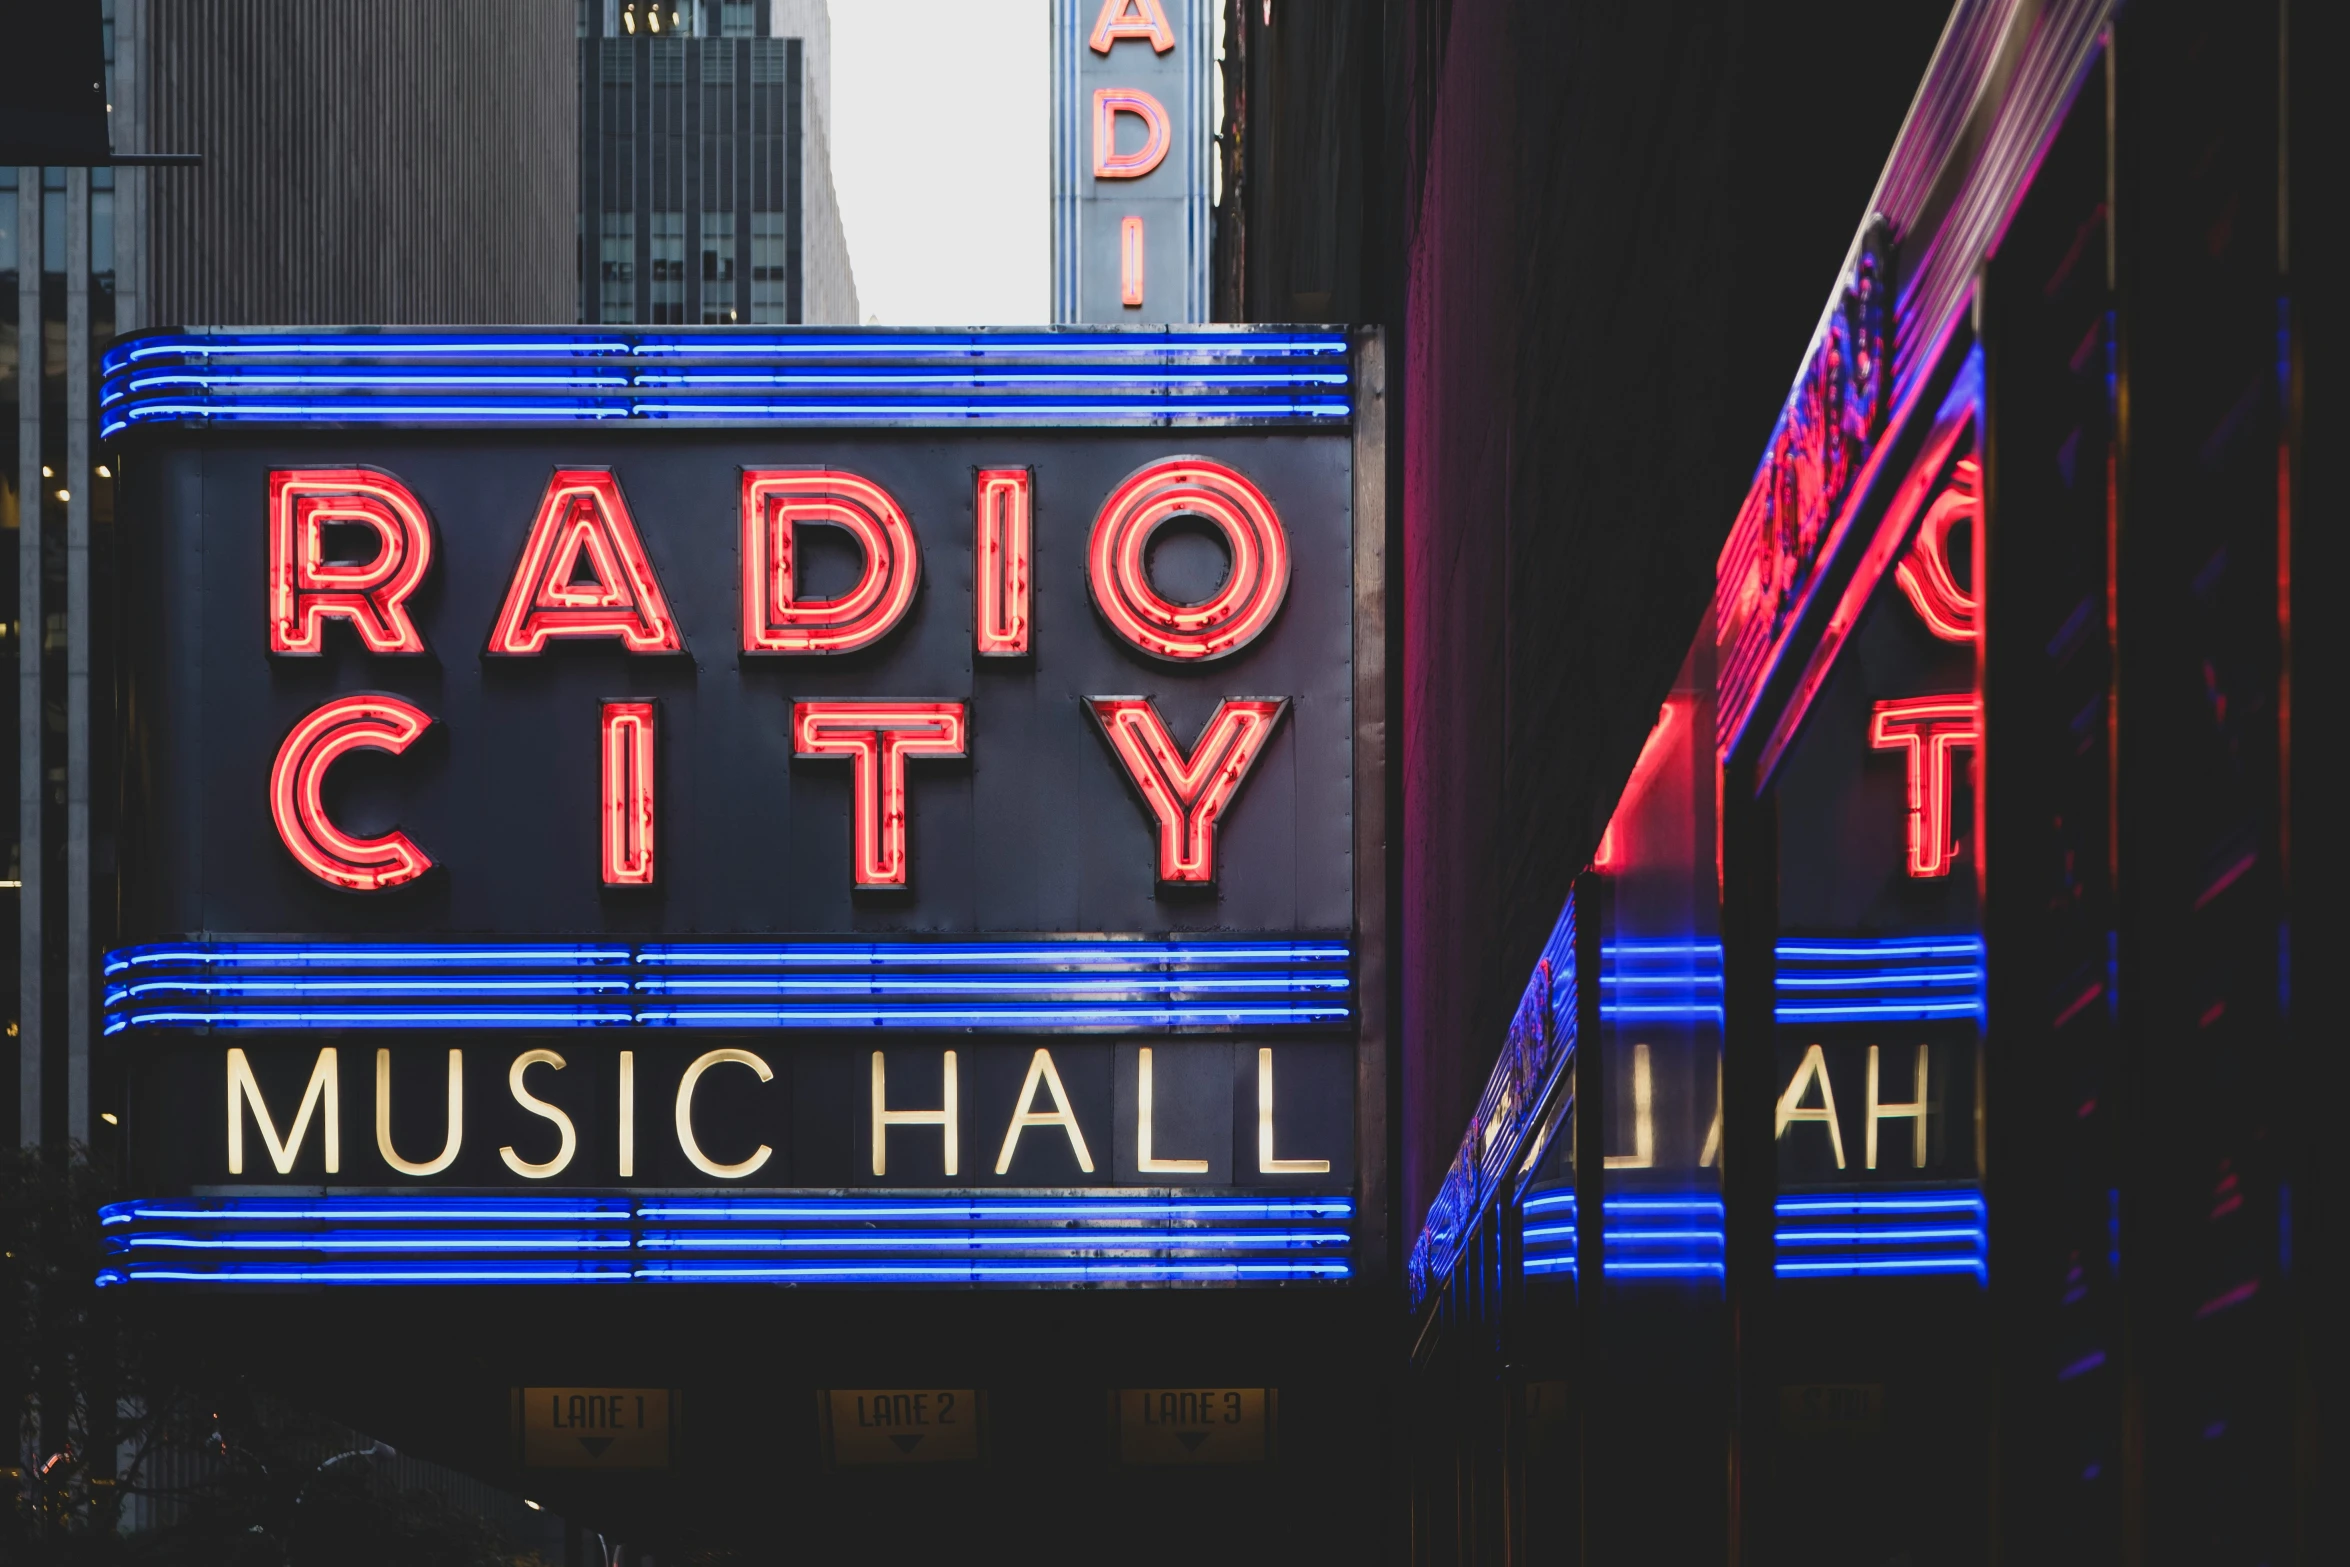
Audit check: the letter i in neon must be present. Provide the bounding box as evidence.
[601,701,657,886]
[975,468,1032,657]
[1120,216,1145,307]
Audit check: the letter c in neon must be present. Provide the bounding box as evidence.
[269,694,436,891]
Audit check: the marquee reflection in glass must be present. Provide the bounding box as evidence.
[1892,455,1980,642]
[267,468,436,655]
[267,694,437,891]
[1868,695,1981,878]
[792,702,969,887]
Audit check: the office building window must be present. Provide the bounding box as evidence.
[701,213,738,323]
[749,212,790,324]
[599,213,636,322]
[648,212,685,323]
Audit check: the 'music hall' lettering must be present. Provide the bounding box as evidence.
[223,1044,1334,1183]
[261,460,1295,894]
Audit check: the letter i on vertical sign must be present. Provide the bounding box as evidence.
[1121,217,1145,307]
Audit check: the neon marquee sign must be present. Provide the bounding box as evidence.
[110,324,1370,1286]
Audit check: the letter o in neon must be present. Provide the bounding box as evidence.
[1086,457,1291,662]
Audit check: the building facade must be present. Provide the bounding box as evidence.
[578,0,857,326]
[1220,0,2321,1558]
[11,0,578,1151]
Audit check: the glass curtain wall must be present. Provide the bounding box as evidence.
[579,10,802,326]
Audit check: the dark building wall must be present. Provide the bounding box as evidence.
[1220,0,1954,1233]
[131,0,576,324]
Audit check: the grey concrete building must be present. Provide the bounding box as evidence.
[579,0,858,326]
[9,0,578,1149]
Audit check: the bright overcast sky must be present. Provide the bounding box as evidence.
[829,1,1049,325]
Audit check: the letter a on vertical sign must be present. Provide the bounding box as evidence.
[488,470,683,654]
[1088,0,1175,52]
[268,468,436,654]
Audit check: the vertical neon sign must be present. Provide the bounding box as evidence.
[1120,216,1146,307]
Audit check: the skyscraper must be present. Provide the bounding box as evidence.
[10,0,578,1148]
[578,0,858,326]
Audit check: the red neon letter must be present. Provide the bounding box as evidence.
[1089,697,1288,885]
[1892,456,1979,642]
[975,468,1032,658]
[1869,695,1980,878]
[487,469,684,655]
[741,470,923,655]
[1088,457,1291,662]
[1120,215,1146,307]
[602,701,657,886]
[269,694,436,891]
[268,468,435,655]
[1088,0,1175,52]
[1093,88,1171,180]
[793,702,968,888]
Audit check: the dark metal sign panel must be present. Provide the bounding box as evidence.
[100,328,1380,1289]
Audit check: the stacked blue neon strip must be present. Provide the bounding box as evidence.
[1511,1187,1986,1283]
[101,938,1352,1034]
[94,1193,1354,1287]
[98,329,1352,438]
[1520,1192,1727,1280]
[1775,934,1984,1023]
[1774,1188,1987,1280]
[1599,940,1725,1025]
